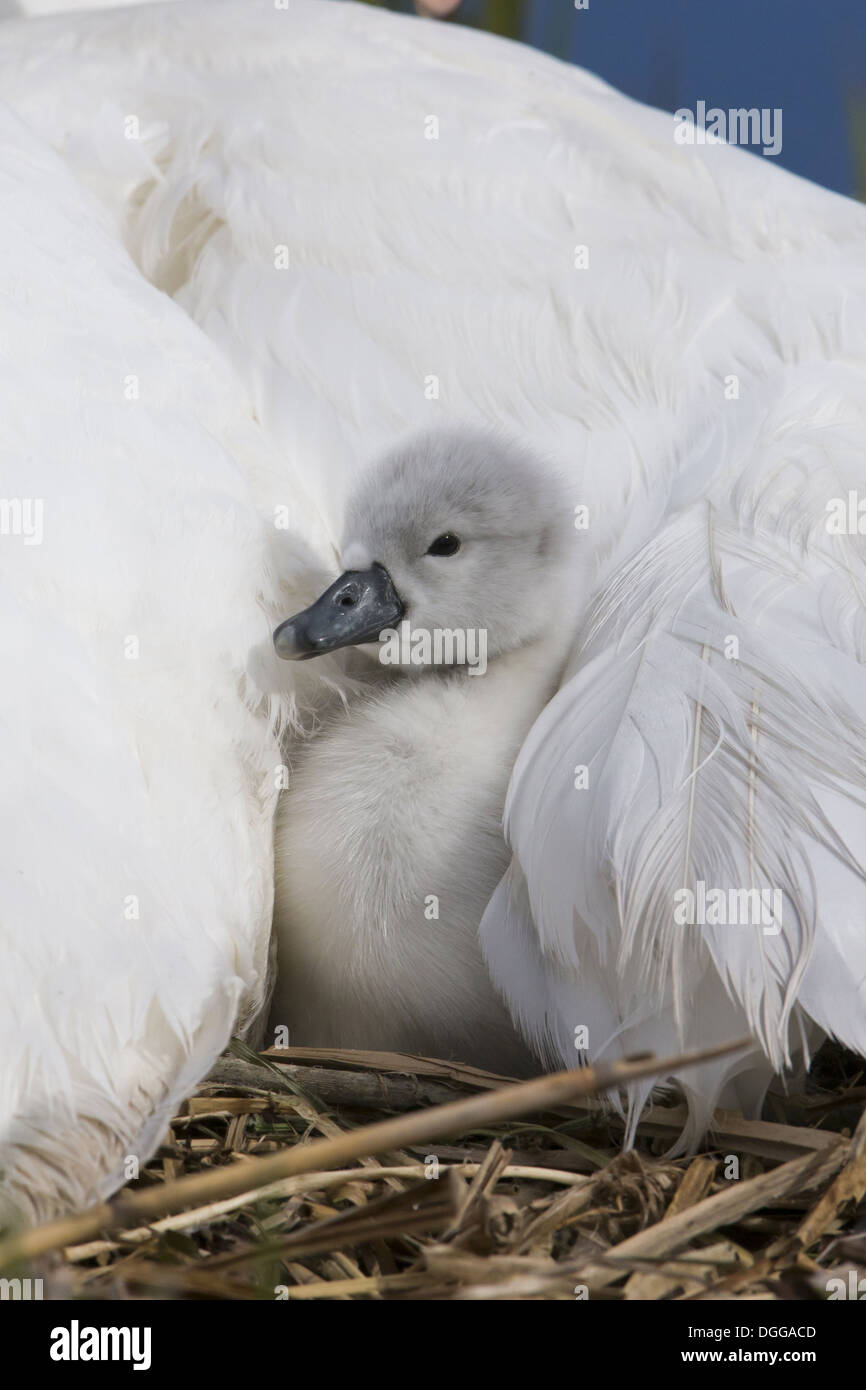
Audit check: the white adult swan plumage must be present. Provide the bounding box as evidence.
[1,0,866,1216]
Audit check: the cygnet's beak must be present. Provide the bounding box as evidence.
[273,564,404,660]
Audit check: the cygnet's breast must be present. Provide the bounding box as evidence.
[270,654,555,1074]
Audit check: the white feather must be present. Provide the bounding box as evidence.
[1,0,865,1218]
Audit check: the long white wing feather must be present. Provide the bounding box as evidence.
[482,381,866,1141]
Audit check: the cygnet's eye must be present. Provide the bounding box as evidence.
[426,532,461,557]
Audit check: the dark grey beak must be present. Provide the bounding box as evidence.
[273,564,404,661]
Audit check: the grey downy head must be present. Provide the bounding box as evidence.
[273,428,574,672]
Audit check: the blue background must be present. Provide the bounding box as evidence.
[358,0,866,197]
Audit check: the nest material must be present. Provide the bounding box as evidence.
[24,1041,866,1300]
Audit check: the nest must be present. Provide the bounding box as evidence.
[11,1039,866,1301]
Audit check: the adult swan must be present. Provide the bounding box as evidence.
[1,0,865,1216]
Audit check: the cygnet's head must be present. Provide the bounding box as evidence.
[273,429,573,670]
